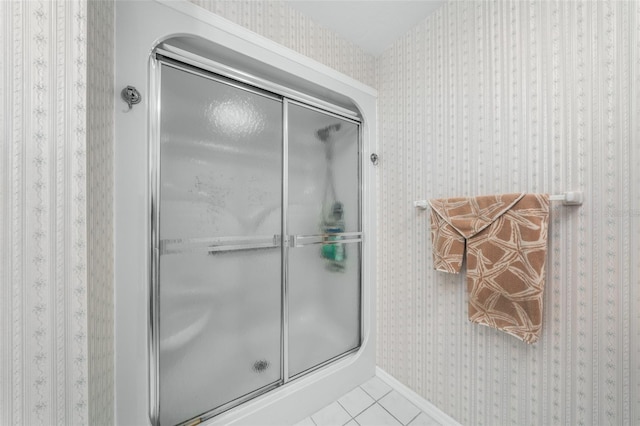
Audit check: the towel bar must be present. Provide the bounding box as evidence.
[548,191,583,205]
[414,191,583,209]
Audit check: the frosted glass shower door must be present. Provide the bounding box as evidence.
[287,103,361,377]
[156,63,283,425]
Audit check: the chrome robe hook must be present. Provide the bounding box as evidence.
[121,85,141,111]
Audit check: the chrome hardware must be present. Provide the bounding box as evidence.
[290,232,363,248]
[158,233,363,254]
[159,235,281,255]
[121,85,142,111]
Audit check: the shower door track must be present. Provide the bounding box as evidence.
[149,51,363,426]
[155,45,362,122]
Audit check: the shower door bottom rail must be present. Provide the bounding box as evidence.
[176,346,361,426]
[179,380,282,426]
[287,345,361,382]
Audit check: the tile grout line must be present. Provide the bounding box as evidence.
[359,384,393,402]
[309,414,318,426]
[335,400,353,425]
[336,398,376,421]
[306,384,437,426]
[405,411,422,426]
[376,401,407,426]
[378,391,424,426]
[311,401,351,426]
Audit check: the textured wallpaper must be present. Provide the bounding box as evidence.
[0,0,89,424]
[87,0,114,425]
[187,0,377,88]
[376,1,639,424]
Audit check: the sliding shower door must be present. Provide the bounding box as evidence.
[156,63,284,426]
[287,103,361,377]
[152,57,361,426]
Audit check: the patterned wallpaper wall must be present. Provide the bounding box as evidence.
[0,0,89,424]
[87,0,114,425]
[376,1,639,425]
[187,0,377,88]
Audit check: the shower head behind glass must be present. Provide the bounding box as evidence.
[315,123,342,142]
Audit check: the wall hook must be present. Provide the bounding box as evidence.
[121,85,141,111]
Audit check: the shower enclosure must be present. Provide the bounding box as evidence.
[152,54,362,425]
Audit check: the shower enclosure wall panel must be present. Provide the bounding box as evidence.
[115,2,377,425]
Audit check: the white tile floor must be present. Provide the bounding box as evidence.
[293,377,441,426]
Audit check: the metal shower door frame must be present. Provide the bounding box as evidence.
[148,51,363,426]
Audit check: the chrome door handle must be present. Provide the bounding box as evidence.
[159,235,281,255]
[289,232,363,248]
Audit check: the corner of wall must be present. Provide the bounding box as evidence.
[87,0,115,424]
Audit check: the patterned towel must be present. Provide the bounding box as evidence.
[429,193,550,343]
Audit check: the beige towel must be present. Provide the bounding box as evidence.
[429,193,550,343]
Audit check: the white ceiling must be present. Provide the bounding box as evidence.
[285,1,445,56]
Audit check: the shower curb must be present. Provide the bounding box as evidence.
[375,367,462,426]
